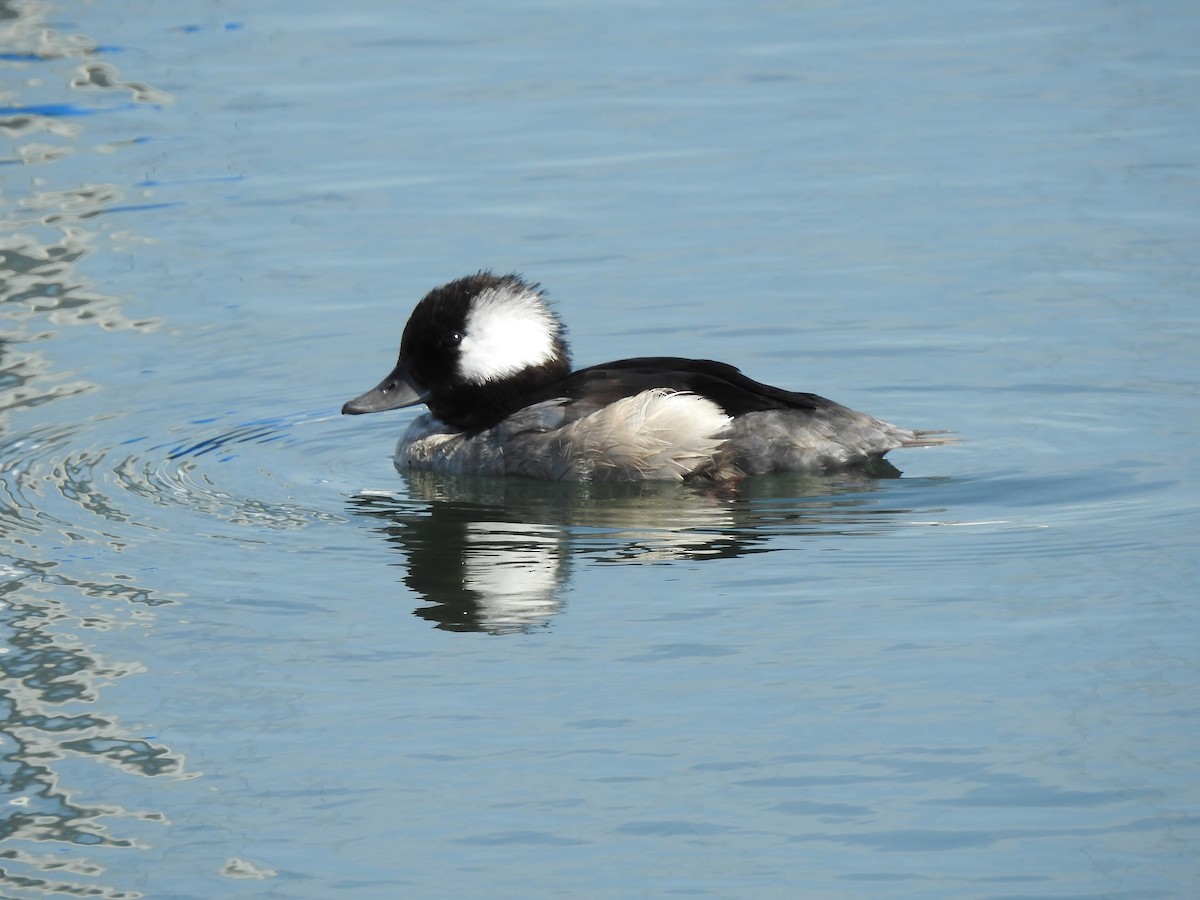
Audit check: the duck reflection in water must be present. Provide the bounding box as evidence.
[347,470,912,634]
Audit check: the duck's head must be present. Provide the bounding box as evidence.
[341,272,571,432]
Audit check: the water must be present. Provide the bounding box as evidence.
[2,0,1198,897]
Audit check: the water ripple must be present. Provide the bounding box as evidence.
[0,412,344,550]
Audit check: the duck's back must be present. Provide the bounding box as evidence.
[547,357,833,416]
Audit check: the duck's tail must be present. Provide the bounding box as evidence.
[901,429,960,449]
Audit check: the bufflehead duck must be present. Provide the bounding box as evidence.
[342,272,951,481]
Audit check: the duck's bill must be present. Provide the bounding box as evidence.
[341,363,429,415]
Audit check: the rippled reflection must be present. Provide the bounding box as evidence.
[1,5,183,897]
[0,562,185,897]
[348,469,921,633]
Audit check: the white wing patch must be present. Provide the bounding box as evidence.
[457,283,561,384]
[551,391,732,481]
[396,391,733,482]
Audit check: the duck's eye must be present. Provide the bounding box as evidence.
[440,330,464,349]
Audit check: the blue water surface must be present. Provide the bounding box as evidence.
[2,1,1198,897]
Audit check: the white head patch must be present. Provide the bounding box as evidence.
[457,283,562,384]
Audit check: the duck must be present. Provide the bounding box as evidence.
[342,272,952,482]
